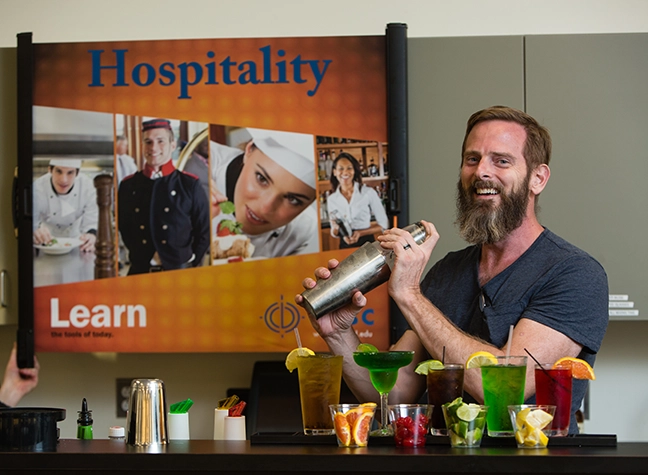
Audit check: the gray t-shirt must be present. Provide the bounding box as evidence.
[420,228,609,434]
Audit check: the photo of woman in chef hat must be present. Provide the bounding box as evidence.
[210,127,318,260]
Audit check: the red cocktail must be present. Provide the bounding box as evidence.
[534,364,572,436]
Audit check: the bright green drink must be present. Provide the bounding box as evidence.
[353,351,414,436]
[352,351,414,393]
[481,356,527,437]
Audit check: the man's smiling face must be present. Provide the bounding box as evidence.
[456,120,532,244]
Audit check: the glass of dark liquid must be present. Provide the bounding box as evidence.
[426,364,465,436]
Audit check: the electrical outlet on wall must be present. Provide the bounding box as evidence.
[116,378,133,418]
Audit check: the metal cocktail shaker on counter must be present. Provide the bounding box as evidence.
[301,222,427,319]
[125,379,168,448]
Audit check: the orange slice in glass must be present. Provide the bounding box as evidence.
[334,412,351,446]
[351,411,374,447]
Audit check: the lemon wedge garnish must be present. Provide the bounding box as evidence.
[285,347,315,372]
[525,409,554,430]
[465,351,498,369]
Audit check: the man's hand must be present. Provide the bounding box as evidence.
[79,233,96,252]
[33,228,53,245]
[294,259,367,339]
[0,343,39,407]
[378,220,440,298]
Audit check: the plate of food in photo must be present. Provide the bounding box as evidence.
[34,237,82,255]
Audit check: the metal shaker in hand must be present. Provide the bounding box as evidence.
[300,222,427,319]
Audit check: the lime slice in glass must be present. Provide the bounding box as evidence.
[456,404,481,422]
[443,397,463,419]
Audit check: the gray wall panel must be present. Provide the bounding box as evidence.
[526,33,648,320]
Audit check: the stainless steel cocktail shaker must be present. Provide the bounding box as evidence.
[125,379,168,448]
[301,222,427,319]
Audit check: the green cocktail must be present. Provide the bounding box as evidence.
[481,356,527,437]
[353,351,415,435]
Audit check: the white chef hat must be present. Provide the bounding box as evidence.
[49,158,82,169]
[247,128,316,189]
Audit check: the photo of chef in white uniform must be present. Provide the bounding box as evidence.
[32,106,114,287]
[32,158,99,251]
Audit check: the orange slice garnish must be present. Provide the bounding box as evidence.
[553,357,596,380]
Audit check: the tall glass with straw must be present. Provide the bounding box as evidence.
[480,325,527,437]
[292,328,344,435]
[525,348,573,437]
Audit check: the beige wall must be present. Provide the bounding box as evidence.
[2,0,648,46]
[1,0,647,441]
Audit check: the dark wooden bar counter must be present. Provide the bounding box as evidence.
[0,439,646,475]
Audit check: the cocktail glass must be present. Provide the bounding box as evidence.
[534,363,572,436]
[481,355,527,437]
[352,350,415,436]
[296,353,344,435]
[426,364,464,435]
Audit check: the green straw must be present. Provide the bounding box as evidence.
[170,398,193,414]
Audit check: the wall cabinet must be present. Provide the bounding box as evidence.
[525,33,648,322]
[0,48,18,325]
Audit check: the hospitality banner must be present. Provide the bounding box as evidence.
[27,33,396,353]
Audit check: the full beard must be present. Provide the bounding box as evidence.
[455,179,529,245]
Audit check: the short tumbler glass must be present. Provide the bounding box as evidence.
[442,404,488,448]
[329,403,377,448]
[388,404,432,448]
[508,404,556,449]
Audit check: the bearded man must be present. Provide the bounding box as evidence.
[297,106,609,435]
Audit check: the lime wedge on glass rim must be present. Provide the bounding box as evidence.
[414,359,445,375]
[356,343,379,353]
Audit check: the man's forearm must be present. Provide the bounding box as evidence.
[393,291,498,403]
[322,329,380,403]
